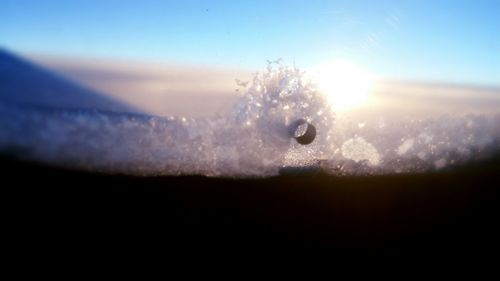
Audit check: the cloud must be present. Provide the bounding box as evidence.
[28,54,252,117]
[26,53,500,119]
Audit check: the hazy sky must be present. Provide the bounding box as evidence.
[1,0,499,85]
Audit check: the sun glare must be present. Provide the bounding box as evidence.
[309,59,375,111]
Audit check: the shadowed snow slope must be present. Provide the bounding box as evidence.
[0,49,137,113]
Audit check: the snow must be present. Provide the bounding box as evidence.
[1,51,499,177]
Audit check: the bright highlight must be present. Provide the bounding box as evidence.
[309,59,375,111]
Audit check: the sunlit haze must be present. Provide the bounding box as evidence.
[309,59,375,111]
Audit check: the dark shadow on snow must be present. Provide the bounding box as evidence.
[0,48,139,113]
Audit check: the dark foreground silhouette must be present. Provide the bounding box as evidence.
[3,156,499,255]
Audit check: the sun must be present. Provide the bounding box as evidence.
[309,59,375,111]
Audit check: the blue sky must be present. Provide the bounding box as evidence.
[1,0,499,85]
